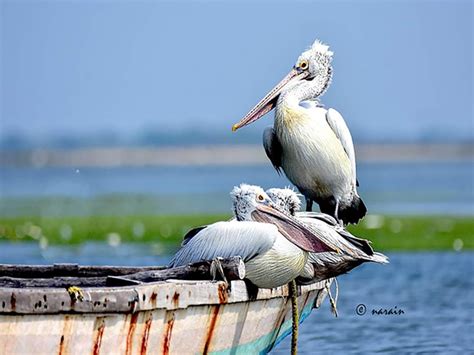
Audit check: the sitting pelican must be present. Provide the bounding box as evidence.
[266,187,388,282]
[171,185,338,354]
[169,184,337,288]
[232,40,367,225]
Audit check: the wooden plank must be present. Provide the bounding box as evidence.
[106,257,246,285]
[0,257,245,289]
[0,263,166,278]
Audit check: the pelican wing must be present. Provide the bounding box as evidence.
[169,221,277,267]
[301,218,388,281]
[335,227,375,255]
[295,211,338,226]
[262,127,283,174]
[251,205,337,253]
[300,216,382,261]
[181,225,208,246]
[306,252,364,281]
[325,108,357,186]
[299,217,358,255]
[296,211,374,255]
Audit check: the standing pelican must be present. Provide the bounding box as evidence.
[266,188,388,282]
[232,40,366,225]
[169,184,336,288]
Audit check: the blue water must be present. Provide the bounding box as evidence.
[276,252,474,354]
[1,161,473,352]
[1,161,473,216]
[0,244,472,353]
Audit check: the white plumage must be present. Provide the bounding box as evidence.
[169,184,333,288]
[170,221,307,288]
[233,39,367,224]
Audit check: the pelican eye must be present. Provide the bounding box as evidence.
[299,60,309,70]
[257,194,265,202]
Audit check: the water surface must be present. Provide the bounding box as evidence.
[0,244,472,354]
[1,161,473,216]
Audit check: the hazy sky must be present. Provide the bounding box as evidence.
[1,0,472,143]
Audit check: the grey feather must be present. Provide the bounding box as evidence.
[299,216,388,281]
[262,127,283,174]
[296,211,374,255]
[299,217,363,256]
[303,250,388,283]
[181,225,208,246]
[295,211,338,226]
[169,221,277,267]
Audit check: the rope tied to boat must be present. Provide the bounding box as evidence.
[289,279,299,355]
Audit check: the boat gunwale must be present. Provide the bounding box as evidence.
[0,279,327,315]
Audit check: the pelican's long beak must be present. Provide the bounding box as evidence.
[232,68,309,131]
[251,204,337,253]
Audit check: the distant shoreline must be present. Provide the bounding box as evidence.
[0,214,472,251]
[0,143,472,167]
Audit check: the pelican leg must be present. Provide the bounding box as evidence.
[289,279,299,355]
[210,257,228,284]
[325,278,339,317]
[305,198,313,212]
[334,200,344,226]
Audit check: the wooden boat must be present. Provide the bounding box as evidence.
[0,258,330,354]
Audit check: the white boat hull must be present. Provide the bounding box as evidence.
[0,279,329,354]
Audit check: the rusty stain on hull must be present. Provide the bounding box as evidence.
[150,292,157,308]
[10,293,16,311]
[58,315,72,355]
[217,283,228,304]
[125,313,139,355]
[92,317,106,355]
[0,280,328,354]
[58,335,65,355]
[171,292,180,308]
[202,305,221,354]
[162,312,175,355]
[140,312,153,355]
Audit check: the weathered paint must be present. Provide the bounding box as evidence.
[202,305,221,354]
[162,312,174,355]
[0,280,329,354]
[125,313,139,355]
[139,312,152,355]
[92,317,105,355]
[59,315,72,355]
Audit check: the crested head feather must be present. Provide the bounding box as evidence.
[289,38,334,100]
[298,39,334,68]
[266,187,302,216]
[310,40,333,58]
[230,183,266,201]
